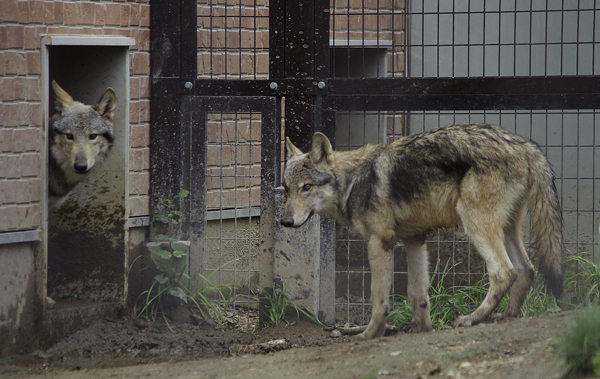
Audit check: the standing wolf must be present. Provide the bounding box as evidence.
[281,124,563,340]
[48,80,117,202]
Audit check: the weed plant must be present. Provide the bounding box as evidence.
[257,282,299,329]
[130,190,235,330]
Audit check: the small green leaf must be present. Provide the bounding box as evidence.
[150,248,172,260]
[172,250,187,258]
[175,189,190,198]
[172,242,189,252]
[154,274,168,284]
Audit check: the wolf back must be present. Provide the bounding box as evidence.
[282,123,563,339]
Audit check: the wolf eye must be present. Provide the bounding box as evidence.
[302,184,312,191]
[89,134,98,140]
[65,133,74,140]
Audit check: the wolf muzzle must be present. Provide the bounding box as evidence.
[280,217,295,227]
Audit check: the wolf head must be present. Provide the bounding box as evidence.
[48,80,117,197]
[281,133,339,228]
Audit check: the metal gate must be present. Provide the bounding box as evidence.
[151,0,600,326]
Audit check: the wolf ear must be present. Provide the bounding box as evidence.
[285,137,303,160]
[94,87,118,127]
[309,132,334,168]
[52,80,74,113]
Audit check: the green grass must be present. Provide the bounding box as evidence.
[257,282,299,329]
[387,259,560,331]
[560,306,600,377]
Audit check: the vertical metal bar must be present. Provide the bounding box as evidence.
[190,98,208,291]
[269,0,285,78]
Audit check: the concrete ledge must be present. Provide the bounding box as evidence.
[42,301,120,350]
[0,230,41,245]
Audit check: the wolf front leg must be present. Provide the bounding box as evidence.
[403,237,433,333]
[359,235,394,340]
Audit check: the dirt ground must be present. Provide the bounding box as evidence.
[0,310,583,379]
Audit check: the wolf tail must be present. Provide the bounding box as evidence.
[528,155,563,298]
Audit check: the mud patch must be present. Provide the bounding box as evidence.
[0,311,577,379]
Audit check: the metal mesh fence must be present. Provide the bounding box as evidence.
[197,0,270,79]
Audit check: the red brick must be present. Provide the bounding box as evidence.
[130,77,140,99]
[130,4,140,26]
[25,78,39,101]
[129,148,144,171]
[12,128,37,152]
[128,196,149,217]
[27,179,41,204]
[4,104,19,127]
[105,3,120,25]
[129,100,140,124]
[26,103,40,127]
[5,155,21,178]
[0,181,18,204]
[18,0,29,23]
[63,2,78,25]
[0,129,13,152]
[1,0,19,22]
[24,26,36,50]
[20,153,40,177]
[1,78,15,101]
[29,1,44,23]
[139,4,150,27]
[6,25,24,49]
[15,180,32,203]
[129,172,149,195]
[13,77,24,100]
[139,100,150,123]
[26,51,40,75]
[43,2,54,24]
[130,124,149,148]
[80,2,95,25]
[139,76,150,98]
[0,27,7,50]
[8,52,26,75]
[132,52,149,75]
[120,4,130,26]
[94,3,105,26]
[53,1,63,24]
[138,29,150,51]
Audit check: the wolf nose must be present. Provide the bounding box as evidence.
[281,217,295,227]
[74,162,88,172]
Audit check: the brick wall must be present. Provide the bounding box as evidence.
[0,0,152,232]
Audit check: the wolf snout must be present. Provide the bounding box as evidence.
[280,217,295,227]
[73,162,89,173]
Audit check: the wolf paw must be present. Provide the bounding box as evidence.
[491,313,516,323]
[358,323,386,340]
[409,322,433,333]
[453,315,476,328]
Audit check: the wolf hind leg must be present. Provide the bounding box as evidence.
[495,203,535,320]
[454,202,517,327]
[359,235,394,340]
[402,237,432,333]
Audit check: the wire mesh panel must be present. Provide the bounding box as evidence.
[192,111,264,330]
[407,0,600,78]
[197,0,270,79]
